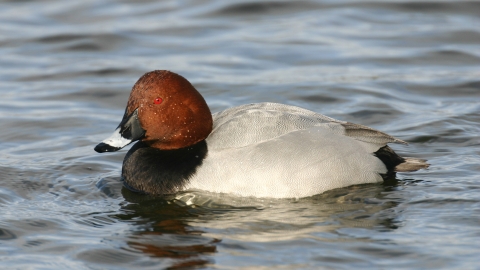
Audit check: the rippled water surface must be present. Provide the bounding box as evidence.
[1,0,479,269]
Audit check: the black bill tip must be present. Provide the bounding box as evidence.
[94,142,121,153]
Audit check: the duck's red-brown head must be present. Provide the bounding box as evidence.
[95,70,213,152]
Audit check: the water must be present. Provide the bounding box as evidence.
[1,0,479,269]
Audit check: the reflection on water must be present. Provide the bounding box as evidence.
[86,180,409,268]
[118,192,218,268]
[0,0,479,268]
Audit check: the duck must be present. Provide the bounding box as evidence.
[94,70,428,198]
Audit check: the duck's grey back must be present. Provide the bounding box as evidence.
[188,103,423,198]
[207,102,405,150]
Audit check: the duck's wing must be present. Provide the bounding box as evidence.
[193,125,389,198]
[208,102,405,151]
[341,122,407,145]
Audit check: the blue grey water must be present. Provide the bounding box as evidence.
[0,0,479,269]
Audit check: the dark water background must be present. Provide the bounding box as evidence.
[1,0,479,269]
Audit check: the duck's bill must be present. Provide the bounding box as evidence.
[94,108,145,153]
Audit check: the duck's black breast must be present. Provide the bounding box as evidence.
[122,140,208,195]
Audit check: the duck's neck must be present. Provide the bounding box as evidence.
[121,140,208,195]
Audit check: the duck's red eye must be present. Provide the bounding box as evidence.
[154,97,163,104]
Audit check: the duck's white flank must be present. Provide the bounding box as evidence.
[185,103,402,198]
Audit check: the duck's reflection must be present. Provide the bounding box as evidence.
[114,188,219,268]
[107,177,411,268]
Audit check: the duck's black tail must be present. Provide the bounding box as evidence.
[374,145,429,179]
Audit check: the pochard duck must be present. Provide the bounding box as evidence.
[95,70,428,198]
